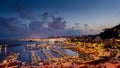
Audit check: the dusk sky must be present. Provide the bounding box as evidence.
[0,0,120,39]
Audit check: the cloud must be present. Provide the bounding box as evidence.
[41,12,50,23]
[0,5,82,39]
[48,16,66,30]
[74,23,79,25]
[0,17,28,39]
[0,17,20,32]
[84,24,89,30]
[90,29,93,31]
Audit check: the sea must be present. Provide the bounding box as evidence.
[0,41,78,63]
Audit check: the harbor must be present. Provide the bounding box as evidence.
[0,41,79,66]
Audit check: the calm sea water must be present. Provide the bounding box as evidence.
[0,41,41,63]
[0,41,78,63]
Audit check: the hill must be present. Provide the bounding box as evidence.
[99,24,120,39]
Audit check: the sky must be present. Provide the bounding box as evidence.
[0,0,120,39]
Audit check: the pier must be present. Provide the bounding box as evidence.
[31,50,41,64]
[2,52,20,64]
[42,49,56,59]
[51,48,67,57]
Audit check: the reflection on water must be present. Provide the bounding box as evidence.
[65,49,78,56]
[37,50,47,60]
[49,49,61,58]
[4,45,7,58]
[0,46,1,55]
[56,46,78,56]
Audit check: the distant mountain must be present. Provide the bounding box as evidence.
[99,24,120,39]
